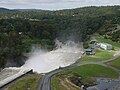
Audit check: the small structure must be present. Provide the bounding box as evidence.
[100,43,113,50]
[90,40,98,44]
[89,40,99,49]
[84,49,95,55]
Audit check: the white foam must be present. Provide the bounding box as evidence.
[21,40,82,73]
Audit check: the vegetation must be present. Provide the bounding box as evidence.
[95,50,114,57]
[0,6,120,68]
[52,76,67,90]
[52,72,93,90]
[7,74,40,90]
[80,56,109,62]
[52,64,119,89]
[69,64,119,78]
[106,56,120,69]
[80,50,114,62]
[0,19,56,67]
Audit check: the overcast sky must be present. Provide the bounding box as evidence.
[0,0,120,10]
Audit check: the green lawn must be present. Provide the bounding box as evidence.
[106,56,120,70]
[52,64,119,90]
[80,56,109,62]
[95,50,114,57]
[7,74,40,90]
[69,64,119,78]
[96,37,120,50]
[52,76,67,90]
[80,50,114,62]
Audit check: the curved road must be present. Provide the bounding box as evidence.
[38,50,120,90]
[37,60,80,90]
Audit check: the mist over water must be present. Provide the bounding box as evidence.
[21,40,82,73]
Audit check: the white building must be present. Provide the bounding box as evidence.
[100,43,113,50]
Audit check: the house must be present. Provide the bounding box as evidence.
[100,43,113,50]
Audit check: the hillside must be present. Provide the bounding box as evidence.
[14,9,46,12]
[0,8,18,13]
[0,6,120,68]
[0,8,11,12]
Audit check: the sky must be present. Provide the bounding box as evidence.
[0,0,120,10]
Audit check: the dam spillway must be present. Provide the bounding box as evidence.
[0,68,32,88]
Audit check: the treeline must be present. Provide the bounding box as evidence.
[0,19,56,67]
[0,6,120,68]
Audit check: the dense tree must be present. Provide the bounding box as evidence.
[0,6,120,68]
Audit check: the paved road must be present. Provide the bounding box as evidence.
[37,60,80,90]
[79,50,120,74]
[38,50,120,90]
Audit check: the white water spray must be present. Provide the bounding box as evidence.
[21,40,82,73]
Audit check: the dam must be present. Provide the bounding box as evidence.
[0,67,32,88]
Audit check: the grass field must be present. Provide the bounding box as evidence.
[52,72,81,90]
[52,64,119,90]
[7,74,40,90]
[80,50,114,62]
[52,76,67,90]
[69,64,119,78]
[95,50,114,57]
[96,37,120,50]
[106,56,120,70]
[80,56,109,62]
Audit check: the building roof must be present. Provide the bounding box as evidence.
[84,49,92,52]
[100,43,112,46]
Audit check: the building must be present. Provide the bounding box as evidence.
[84,49,95,55]
[100,43,113,50]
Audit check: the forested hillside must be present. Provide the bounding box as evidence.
[0,6,120,68]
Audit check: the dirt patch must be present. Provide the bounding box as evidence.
[60,78,80,90]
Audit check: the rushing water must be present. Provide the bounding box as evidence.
[21,40,82,73]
